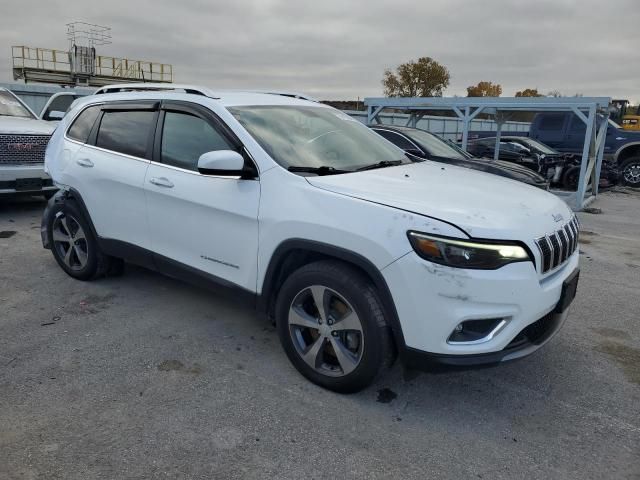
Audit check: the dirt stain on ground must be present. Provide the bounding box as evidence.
[0,231,16,238]
[596,341,640,385]
[592,328,630,341]
[69,293,117,315]
[157,359,202,375]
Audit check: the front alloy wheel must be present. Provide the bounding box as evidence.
[288,285,364,377]
[621,158,640,187]
[275,260,395,393]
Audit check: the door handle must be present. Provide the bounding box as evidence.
[76,158,94,168]
[149,177,174,188]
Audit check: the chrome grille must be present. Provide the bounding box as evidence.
[535,216,580,273]
[0,134,50,165]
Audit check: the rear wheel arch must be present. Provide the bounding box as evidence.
[41,188,99,249]
[259,239,405,350]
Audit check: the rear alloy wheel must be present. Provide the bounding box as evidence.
[276,261,395,393]
[52,213,89,272]
[620,157,640,187]
[47,201,111,280]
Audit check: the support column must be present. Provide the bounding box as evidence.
[574,106,596,210]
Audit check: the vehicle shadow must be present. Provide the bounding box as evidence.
[0,194,48,216]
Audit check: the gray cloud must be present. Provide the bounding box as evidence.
[1,0,639,101]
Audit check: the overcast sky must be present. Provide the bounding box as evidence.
[1,0,639,101]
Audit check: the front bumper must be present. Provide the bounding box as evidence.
[0,164,56,194]
[383,249,579,366]
[402,309,568,371]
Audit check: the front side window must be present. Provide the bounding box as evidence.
[42,95,80,121]
[96,110,156,158]
[160,111,233,171]
[67,105,101,143]
[229,106,406,171]
[518,138,558,155]
[0,91,34,119]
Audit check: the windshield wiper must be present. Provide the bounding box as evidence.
[287,165,351,175]
[355,160,404,171]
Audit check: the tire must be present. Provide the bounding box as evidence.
[275,260,395,393]
[620,157,640,187]
[562,166,580,190]
[47,200,111,281]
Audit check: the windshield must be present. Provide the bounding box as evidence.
[229,106,407,171]
[514,137,558,155]
[0,91,34,118]
[402,129,468,160]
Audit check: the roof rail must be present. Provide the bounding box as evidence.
[94,83,220,99]
[247,90,317,102]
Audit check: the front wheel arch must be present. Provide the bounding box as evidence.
[259,239,405,352]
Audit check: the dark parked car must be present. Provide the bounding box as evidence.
[467,136,567,185]
[468,112,640,187]
[370,125,549,189]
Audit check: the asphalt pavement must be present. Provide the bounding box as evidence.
[1,189,639,479]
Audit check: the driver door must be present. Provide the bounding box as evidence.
[144,102,260,292]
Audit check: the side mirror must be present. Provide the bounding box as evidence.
[45,110,65,121]
[197,150,245,176]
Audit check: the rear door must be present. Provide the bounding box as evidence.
[68,102,157,249]
[531,113,569,150]
[144,101,260,292]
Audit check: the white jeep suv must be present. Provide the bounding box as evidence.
[42,84,580,392]
[0,87,58,198]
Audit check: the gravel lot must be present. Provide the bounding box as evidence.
[1,189,639,480]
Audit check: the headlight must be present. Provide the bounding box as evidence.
[407,231,531,270]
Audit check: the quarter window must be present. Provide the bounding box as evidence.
[96,110,156,158]
[160,111,233,171]
[67,105,101,143]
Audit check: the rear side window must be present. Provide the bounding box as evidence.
[160,111,233,171]
[96,110,156,158]
[539,114,565,131]
[67,105,101,143]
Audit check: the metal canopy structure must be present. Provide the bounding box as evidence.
[364,96,612,210]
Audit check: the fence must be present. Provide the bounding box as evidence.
[345,110,530,140]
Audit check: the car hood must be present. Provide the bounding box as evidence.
[306,161,573,240]
[0,116,55,135]
[432,155,548,187]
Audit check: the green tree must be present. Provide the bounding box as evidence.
[382,57,450,97]
[466,81,502,97]
[515,88,543,97]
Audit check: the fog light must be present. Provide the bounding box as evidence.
[447,318,508,345]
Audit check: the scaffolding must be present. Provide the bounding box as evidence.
[365,96,612,210]
[12,46,173,86]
